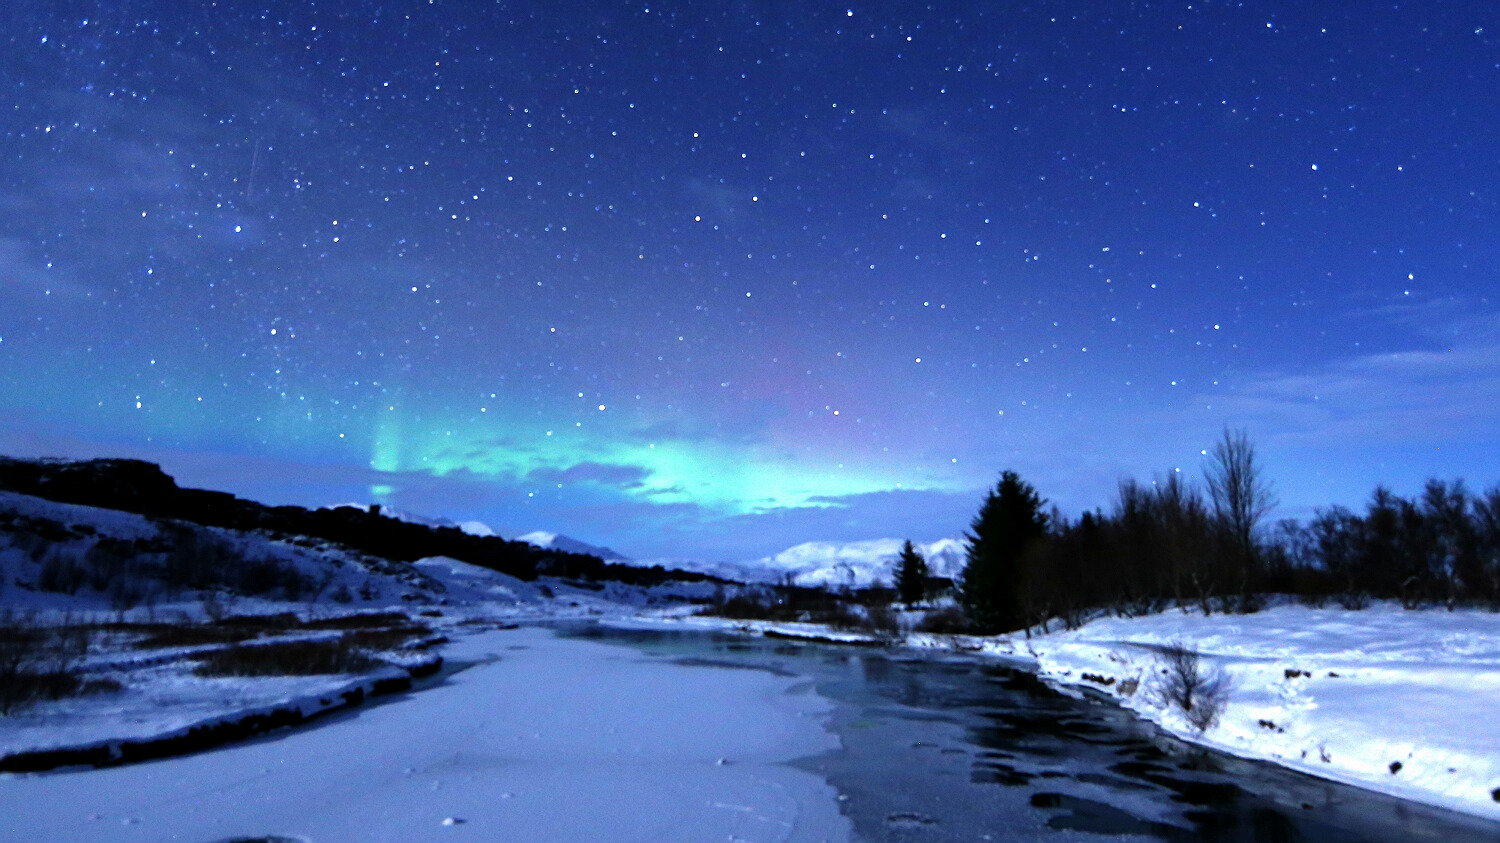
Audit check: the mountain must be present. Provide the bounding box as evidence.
[756,537,967,588]
[517,531,630,561]
[634,537,967,588]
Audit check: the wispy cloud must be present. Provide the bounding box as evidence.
[1210,304,1500,446]
[525,461,651,489]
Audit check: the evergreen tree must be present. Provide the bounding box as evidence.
[960,471,1048,633]
[894,540,929,607]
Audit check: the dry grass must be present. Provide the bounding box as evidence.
[302,611,413,630]
[194,639,378,677]
[0,611,92,714]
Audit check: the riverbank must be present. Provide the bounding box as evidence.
[1007,602,1500,822]
[654,601,1500,822]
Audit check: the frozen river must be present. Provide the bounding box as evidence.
[4,622,1500,842]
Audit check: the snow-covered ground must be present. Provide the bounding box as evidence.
[8,486,1500,827]
[0,625,849,842]
[897,602,1500,822]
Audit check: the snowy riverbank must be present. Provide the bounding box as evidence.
[904,602,1500,822]
[644,600,1500,822]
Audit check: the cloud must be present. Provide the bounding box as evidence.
[0,238,94,302]
[1207,307,1500,446]
[525,461,651,489]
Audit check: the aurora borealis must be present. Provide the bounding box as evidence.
[2,2,1497,560]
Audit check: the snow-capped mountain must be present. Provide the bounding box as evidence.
[517,531,631,561]
[756,537,967,588]
[637,537,967,588]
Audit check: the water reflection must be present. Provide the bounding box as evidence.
[560,624,1500,842]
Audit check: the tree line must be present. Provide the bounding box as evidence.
[949,429,1500,635]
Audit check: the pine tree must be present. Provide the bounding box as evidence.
[960,471,1048,634]
[894,539,928,607]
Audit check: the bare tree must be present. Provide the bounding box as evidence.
[1204,428,1277,595]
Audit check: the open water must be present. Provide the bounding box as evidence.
[563,624,1500,843]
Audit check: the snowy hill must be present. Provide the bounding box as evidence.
[518,531,630,561]
[0,490,442,613]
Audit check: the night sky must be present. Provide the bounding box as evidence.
[2,1,1497,561]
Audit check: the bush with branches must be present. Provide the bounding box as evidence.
[0,611,92,715]
[1150,639,1231,732]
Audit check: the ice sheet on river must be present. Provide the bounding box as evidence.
[0,626,850,842]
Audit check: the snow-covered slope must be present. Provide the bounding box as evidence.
[0,491,441,612]
[517,530,630,561]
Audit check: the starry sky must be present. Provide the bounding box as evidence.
[2,1,1497,561]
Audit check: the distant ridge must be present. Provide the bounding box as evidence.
[0,456,727,588]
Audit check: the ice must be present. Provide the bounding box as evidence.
[0,627,850,842]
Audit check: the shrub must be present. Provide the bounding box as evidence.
[0,611,91,714]
[133,623,261,649]
[341,626,428,651]
[194,639,377,677]
[808,601,866,630]
[915,605,970,634]
[1337,591,1371,611]
[200,590,229,622]
[37,550,87,595]
[863,604,900,636]
[85,537,139,591]
[108,575,151,612]
[303,611,413,630]
[1151,639,1231,732]
[79,677,124,695]
[703,589,783,621]
[232,557,313,599]
[159,523,234,592]
[216,612,301,630]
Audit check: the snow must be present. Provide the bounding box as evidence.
[637,537,967,588]
[0,490,440,613]
[0,661,416,760]
[8,482,1500,826]
[456,519,495,537]
[0,626,850,842]
[517,530,630,560]
[901,602,1500,822]
[411,555,546,606]
[755,537,966,587]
